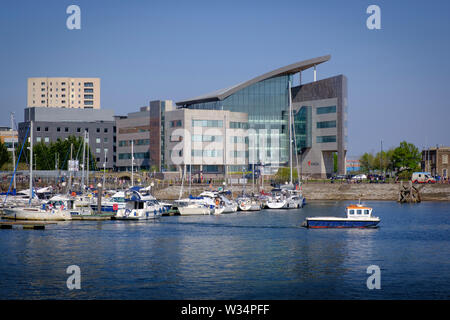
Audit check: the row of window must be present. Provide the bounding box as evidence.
[192,120,223,128]
[37,127,109,133]
[316,135,337,143]
[33,88,94,93]
[229,122,249,129]
[191,135,222,142]
[118,152,150,160]
[36,137,109,144]
[316,106,336,114]
[316,120,336,129]
[33,81,94,87]
[118,139,150,147]
[171,149,249,158]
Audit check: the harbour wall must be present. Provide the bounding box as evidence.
[153,183,450,201]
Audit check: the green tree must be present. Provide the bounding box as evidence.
[275,167,298,182]
[373,148,395,173]
[0,141,10,169]
[359,152,375,173]
[391,141,421,174]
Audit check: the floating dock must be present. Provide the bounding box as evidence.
[71,215,112,221]
[0,221,57,230]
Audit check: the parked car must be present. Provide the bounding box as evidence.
[351,174,367,181]
[330,174,346,182]
[367,174,386,183]
[411,172,436,184]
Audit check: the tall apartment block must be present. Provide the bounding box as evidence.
[27,77,100,109]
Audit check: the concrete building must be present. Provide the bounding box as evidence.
[422,146,450,179]
[18,107,116,169]
[176,55,347,178]
[0,126,18,151]
[165,108,249,175]
[27,77,100,109]
[116,100,173,172]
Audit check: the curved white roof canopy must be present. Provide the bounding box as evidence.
[176,55,331,106]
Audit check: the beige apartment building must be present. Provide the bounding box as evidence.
[27,77,100,109]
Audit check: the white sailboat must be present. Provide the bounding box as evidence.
[3,121,72,221]
[266,79,304,210]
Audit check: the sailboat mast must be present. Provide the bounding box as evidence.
[68,143,73,194]
[288,80,293,185]
[29,120,33,205]
[11,113,16,191]
[81,130,86,190]
[86,131,90,187]
[131,140,134,186]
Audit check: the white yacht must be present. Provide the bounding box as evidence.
[174,195,214,216]
[114,190,163,220]
[237,196,262,211]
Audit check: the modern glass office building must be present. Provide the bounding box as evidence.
[176,55,347,178]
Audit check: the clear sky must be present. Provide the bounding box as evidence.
[0,0,449,157]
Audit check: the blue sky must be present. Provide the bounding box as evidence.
[0,0,449,156]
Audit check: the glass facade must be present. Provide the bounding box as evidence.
[184,75,291,165]
[294,106,312,152]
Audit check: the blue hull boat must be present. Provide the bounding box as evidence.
[302,203,380,229]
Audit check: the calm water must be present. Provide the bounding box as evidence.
[0,201,449,300]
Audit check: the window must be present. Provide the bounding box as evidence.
[316,120,337,129]
[84,82,94,87]
[96,148,101,154]
[36,137,41,142]
[84,100,94,105]
[316,135,337,143]
[57,127,61,132]
[96,128,100,133]
[65,127,69,132]
[192,120,223,127]
[104,138,108,143]
[77,128,81,133]
[44,137,50,143]
[443,154,448,165]
[96,138,101,144]
[84,88,93,93]
[104,128,108,133]
[364,210,370,215]
[170,120,182,127]
[316,106,336,114]
[84,94,93,99]
[44,127,48,132]
[229,122,249,129]
[37,127,41,132]
[357,210,362,215]
[349,210,354,215]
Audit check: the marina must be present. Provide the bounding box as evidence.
[0,200,448,299]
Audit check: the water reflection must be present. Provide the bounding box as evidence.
[0,201,448,299]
